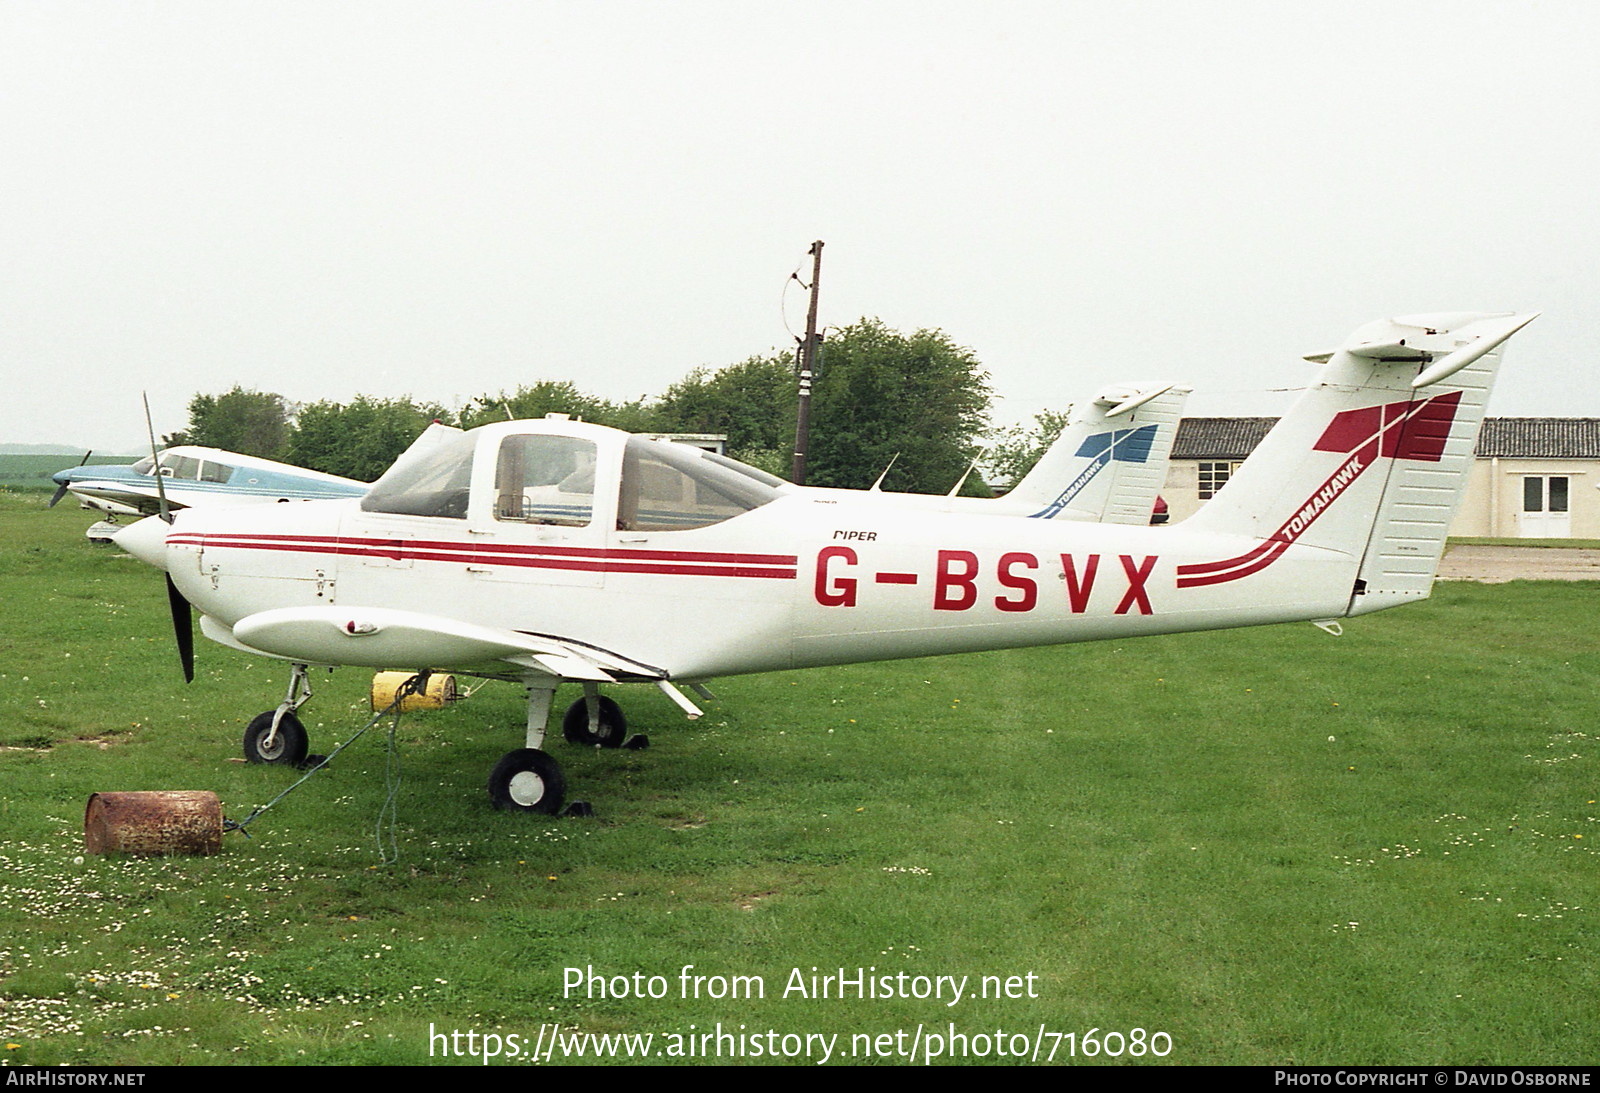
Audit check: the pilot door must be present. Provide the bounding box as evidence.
[465,432,609,589]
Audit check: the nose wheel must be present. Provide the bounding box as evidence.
[243,710,309,766]
[243,663,315,767]
[488,748,567,814]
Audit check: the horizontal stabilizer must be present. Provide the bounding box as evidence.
[1303,313,1538,385]
[1410,312,1539,388]
[1096,383,1175,418]
[1346,339,1432,362]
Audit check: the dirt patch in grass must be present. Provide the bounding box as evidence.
[1439,545,1600,582]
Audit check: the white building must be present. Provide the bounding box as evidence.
[1164,418,1600,538]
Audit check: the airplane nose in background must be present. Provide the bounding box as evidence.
[112,516,171,570]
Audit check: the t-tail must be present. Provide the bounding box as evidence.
[1179,311,1538,616]
[1009,382,1190,524]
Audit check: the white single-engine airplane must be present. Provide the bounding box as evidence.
[112,311,1534,815]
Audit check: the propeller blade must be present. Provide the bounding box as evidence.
[166,574,195,683]
[142,393,172,524]
[48,450,91,508]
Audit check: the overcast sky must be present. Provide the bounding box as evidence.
[4,0,1595,451]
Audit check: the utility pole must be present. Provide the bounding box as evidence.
[791,240,823,485]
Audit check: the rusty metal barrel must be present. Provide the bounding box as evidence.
[83,791,223,856]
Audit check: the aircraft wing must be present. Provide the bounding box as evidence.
[66,480,190,517]
[219,605,668,682]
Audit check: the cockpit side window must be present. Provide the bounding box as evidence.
[618,438,779,531]
[200,461,232,484]
[701,450,789,488]
[160,453,202,480]
[361,429,478,519]
[494,435,596,526]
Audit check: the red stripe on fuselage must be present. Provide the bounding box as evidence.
[1175,540,1291,588]
[167,532,799,579]
[169,531,795,566]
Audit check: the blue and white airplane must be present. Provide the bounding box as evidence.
[50,446,368,527]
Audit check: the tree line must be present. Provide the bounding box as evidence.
[165,318,1064,493]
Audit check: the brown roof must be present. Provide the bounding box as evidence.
[1173,417,1600,460]
[1171,417,1279,459]
[1475,419,1600,459]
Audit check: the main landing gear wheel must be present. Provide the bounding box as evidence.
[562,696,627,748]
[488,748,567,815]
[243,711,309,766]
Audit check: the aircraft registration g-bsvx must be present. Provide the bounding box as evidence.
[112,311,1536,816]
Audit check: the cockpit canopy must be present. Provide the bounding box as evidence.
[361,420,783,531]
[132,451,235,483]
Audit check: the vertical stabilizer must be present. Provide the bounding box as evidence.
[1010,383,1190,524]
[1180,312,1536,614]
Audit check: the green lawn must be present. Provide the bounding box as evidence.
[1448,536,1600,549]
[2,493,1595,1065]
[0,455,136,492]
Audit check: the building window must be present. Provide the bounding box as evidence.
[1198,461,1239,500]
[1523,475,1569,514]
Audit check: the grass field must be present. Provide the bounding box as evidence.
[1,492,1595,1066]
[1448,536,1600,550]
[0,456,137,492]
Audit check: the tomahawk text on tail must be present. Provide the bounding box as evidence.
[1007,382,1189,524]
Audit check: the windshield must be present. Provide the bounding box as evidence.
[361,429,478,519]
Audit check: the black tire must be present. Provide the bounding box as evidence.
[243,710,309,766]
[562,696,627,748]
[488,748,567,814]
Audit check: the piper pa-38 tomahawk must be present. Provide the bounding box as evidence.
[112,311,1534,815]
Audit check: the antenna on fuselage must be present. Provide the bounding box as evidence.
[869,453,900,492]
[946,444,992,498]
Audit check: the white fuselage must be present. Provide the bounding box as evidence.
[160,488,1355,682]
